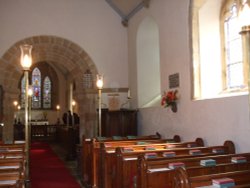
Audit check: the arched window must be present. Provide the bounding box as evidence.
[43,76,51,109]
[221,1,245,89]
[191,0,247,99]
[32,68,41,108]
[20,62,58,109]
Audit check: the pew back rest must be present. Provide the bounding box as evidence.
[143,153,250,170]
[174,168,250,188]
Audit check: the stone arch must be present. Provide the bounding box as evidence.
[0,35,98,139]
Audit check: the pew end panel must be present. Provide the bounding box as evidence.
[224,140,235,154]
[173,167,191,188]
[173,135,181,142]
[195,137,204,147]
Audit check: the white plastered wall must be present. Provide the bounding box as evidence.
[128,0,250,153]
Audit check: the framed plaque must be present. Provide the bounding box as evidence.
[108,94,120,111]
[169,73,180,89]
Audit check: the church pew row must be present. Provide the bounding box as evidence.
[0,145,25,153]
[98,138,202,188]
[102,137,203,152]
[100,139,233,188]
[173,167,250,188]
[111,140,234,188]
[0,160,26,187]
[0,161,25,180]
[0,151,25,160]
[81,134,180,187]
[138,151,250,188]
[0,141,26,187]
[0,172,25,188]
[81,133,164,187]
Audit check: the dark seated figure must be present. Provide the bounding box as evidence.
[14,121,24,140]
[73,112,80,125]
[62,110,72,125]
[62,111,80,126]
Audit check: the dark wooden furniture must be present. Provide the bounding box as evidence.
[0,142,27,187]
[113,140,234,188]
[56,126,79,160]
[174,167,250,188]
[14,124,58,141]
[81,133,176,188]
[100,109,137,137]
[14,124,80,161]
[138,152,250,188]
[31,124,57,140]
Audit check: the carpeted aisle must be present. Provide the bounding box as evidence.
[30,142,81,188]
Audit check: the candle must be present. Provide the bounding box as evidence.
[128,89,131,99]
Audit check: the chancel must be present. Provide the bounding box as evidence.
[0,0,250,187]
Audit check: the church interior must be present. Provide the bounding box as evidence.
[1,0,250,187]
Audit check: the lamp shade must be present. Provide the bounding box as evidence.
[13,101,18,107]
[20,44,32,70]
[96,74,104,89]
[28,86,33,96]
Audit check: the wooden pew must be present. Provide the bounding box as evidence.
[0,172,24,188]
[81,133,180,188]
[0,141,26,187]
[138,152,250,188]
[173,168,250,188]
[0,161,24,176]
[0,145,25,152]
[98,136,198,188]
[112,140,234,188]
[0,151,25,159]
[100,138,203,187]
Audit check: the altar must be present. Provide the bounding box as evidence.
[30,120,49,125]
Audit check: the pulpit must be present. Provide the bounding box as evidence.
[100,108,137,137]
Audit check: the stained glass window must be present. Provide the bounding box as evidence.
[43,76,51,108]
[32,68,41,108]
[20,65,55,109]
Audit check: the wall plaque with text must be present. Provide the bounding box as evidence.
[169,73,180,88]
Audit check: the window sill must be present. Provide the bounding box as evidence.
[194,89,248,101]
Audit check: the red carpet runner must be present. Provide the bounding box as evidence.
[30,142,81,188]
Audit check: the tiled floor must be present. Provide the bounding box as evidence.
[49,142,85,188]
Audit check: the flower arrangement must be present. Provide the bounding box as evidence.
[161,90,178,112]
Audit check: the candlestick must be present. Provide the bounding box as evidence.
[127,89,131,99]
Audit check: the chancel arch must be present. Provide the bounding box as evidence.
[0,35,99,140]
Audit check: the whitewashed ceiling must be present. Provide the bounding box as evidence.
[106,0,150,26]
